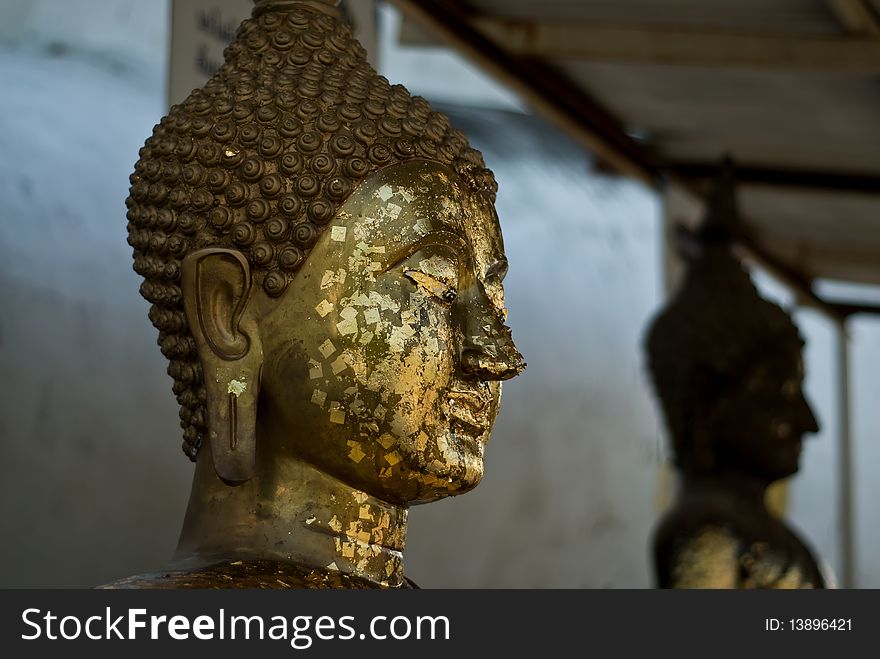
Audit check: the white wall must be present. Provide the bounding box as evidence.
[0,0,168,87]
[0,0,189,586]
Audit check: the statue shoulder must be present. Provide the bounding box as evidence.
[654,518,825,589]
[658,523,743,589]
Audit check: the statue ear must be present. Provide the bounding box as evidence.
[181,248,263,485]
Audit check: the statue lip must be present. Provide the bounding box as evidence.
[447,389,488,411]
[443,390,491,433]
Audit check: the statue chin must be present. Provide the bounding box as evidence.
[107,0,523,589]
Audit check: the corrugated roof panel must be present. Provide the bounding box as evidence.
[558,61,880,174]
[743,187,880,283]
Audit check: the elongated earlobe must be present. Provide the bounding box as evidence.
[181,248,263,484]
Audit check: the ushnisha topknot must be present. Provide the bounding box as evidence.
[126,2,497,459]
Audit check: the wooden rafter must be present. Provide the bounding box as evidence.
[468,18,880,73]
[672,162,880,195]
[828,0,880,37]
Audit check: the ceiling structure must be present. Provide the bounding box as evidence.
[389,0,880,317]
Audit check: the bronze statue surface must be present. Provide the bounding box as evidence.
[104,0,523,589]
[101,559,422,589]
[645,168,825,589]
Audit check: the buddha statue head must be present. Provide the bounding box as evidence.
[645,172,818,484]
[123,0,524,587]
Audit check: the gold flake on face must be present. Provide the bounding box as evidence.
[257,161,523,506]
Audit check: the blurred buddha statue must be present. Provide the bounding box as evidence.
[645,163,826,589]
[103,0,524,589]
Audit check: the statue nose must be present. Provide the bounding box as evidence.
[461,335,525,381]
[458,286,525,381]
[800,394,819,435]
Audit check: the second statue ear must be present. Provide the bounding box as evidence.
[181,247,263,485]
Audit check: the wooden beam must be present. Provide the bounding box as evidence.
[828,0,880,37]
[387,0,661,186]
[467,18,880,73]
[735,236,846,322]
[671,162,880,194]
[751,240,880,287]
[828,300,880,316]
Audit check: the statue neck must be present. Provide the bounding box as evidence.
[680,470,771,511]
[172,444,408,587]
